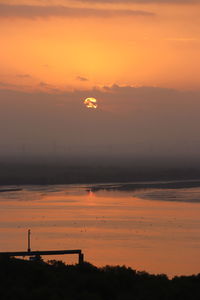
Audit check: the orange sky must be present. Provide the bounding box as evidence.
[0,0,200,92]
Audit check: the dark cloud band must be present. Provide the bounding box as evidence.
[0,4,154,19]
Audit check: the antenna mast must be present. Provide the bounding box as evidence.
[28,229,31,252]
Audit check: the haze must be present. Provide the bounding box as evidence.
[0,0,200,167]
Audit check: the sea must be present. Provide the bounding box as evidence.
[0,182,200,277]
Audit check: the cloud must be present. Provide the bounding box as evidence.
[0,81,19,88]
[16,74,32,79]
[38,81,60,92]
[165,38,199,42]
[0,4,154,19]
[76,76,89,82]
[73,0,200,3]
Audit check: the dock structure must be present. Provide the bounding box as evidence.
[0,230,84,264]
[0,249,84,264]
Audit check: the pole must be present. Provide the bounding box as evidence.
[78,252,84,264]
[28,229,31,252]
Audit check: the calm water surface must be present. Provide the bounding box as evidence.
[0,184,200,277]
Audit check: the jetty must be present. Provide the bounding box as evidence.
[0,230,84,264]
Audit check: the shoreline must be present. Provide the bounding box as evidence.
[88,179,200,192]
[1,178,200,192]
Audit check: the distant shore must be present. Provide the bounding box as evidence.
[1,178,200,193]
[88,179,200,192]
[1,160,200,187]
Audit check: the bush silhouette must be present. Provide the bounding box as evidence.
[0,257,199,300]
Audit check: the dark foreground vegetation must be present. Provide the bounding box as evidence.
[0,257,199,300]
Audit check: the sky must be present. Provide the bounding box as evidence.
[0,0,200,160]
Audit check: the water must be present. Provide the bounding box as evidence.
[0,184,200,277]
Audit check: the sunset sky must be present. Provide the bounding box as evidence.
[0,0,200,159]
[1,0,200,90]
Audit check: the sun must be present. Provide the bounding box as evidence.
[84,97,98,109]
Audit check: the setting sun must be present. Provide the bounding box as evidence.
[84,97,98,109]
